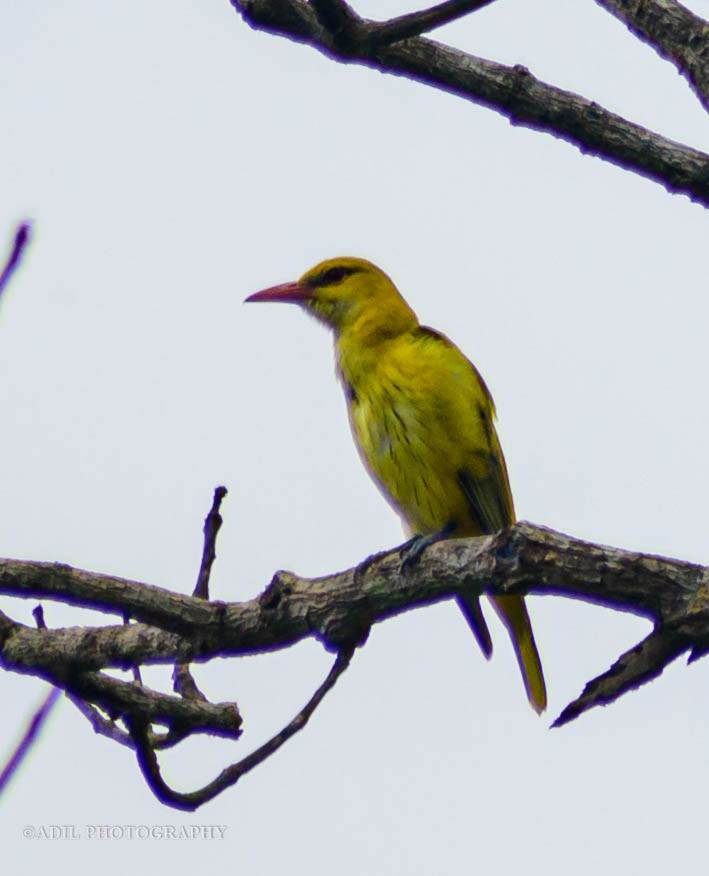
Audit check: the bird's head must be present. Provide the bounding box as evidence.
[246,256,418,338]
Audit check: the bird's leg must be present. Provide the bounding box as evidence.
[399,521,456,571]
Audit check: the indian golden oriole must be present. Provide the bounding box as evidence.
[246,256,546,713]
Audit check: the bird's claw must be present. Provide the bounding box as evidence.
[399,534,433,572]
[399,524,456,573]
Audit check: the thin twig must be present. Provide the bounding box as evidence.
[31,605,46,629]
[67,696,134,748]
[67,695,196,751]
[310,0,496,52]
[369,0,497,46]
[173,486,228,701]
[123,611,143,685]
[0,688,62,795]
[172,664,208,702]
[0,601,63,796]
[0,222,31,302]
[128,646,354,810]
[195,485,227,601]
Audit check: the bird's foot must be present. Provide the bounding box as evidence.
[399,523,455,572]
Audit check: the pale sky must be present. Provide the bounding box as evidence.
[3,1,709,873]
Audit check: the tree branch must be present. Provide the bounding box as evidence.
[596,0,709,112]
[552,627,688,728]
[232,0,709,207]
[3,520,707,805]
[3,522,709,728]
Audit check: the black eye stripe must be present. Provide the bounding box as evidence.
[308,265,361,287]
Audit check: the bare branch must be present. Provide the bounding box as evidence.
[0,222,31,302]
[0,522,701,663]
[127,647,353,811]
[0,609,243,741]
[552,628,688,727]
[62,670,243,741]
[0,522,700,643]
[3,522,709,726]
[0,559,224,634]
[596,0,709,112]
[67,693,212,752]
[3,486,241,759]
[232,0,709,208]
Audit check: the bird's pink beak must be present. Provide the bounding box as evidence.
[245,281,312,304]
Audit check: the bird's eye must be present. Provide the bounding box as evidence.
[320,266,351,285]
[306,264,363,288]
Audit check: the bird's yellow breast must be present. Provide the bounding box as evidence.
[338,328,499,536]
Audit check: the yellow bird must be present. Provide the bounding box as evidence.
[247,257,546,713]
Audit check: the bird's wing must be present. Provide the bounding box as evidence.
[457,418,515,533]
[415,326,515,533]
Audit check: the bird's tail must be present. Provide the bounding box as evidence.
[457,590,546,713]
[491,594,547,713]
[457,590,493,659]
